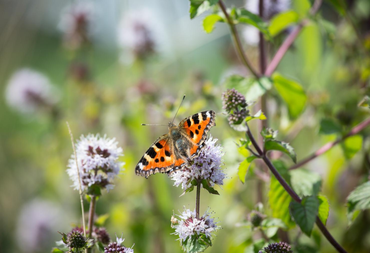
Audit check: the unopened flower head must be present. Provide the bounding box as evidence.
[117,9,157,61]
[104,236,134,253]
[67,134,124,192]
[259,242,292,253]
[172,208,219,243]
[59,1,96,50]
[94,227,110,245]
[5,68,59,114]
[222,89,250,126]
[67,229,86,249]
[171,136,225,191]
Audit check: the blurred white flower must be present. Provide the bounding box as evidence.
[5,68,59,114]
[16,199,67,253]
[117,9,158,62]
[171,136,225,191]
[243,0,291,45]
[67,134,124,192]
[172,208,219,242]
[58,1,96,50]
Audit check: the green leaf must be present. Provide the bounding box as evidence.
[236,9,271,39]
[265,140,297,163]
[358,96,370,109]
[319,118,342,135]
[261,128,278,140]
[289,196,319,236]
[341,135,363,159]
[272,73,307,119]
[293,0,311,17]
[245,110,266,122]
[347,181,370,222]
[202,179,220,195]
[51,249,65,253]
[182,234,212,253]
[290,169,322,197]
[317,195,330,225]
[238,156,256,183]
[203,14,223,33]
[294,244,319,253]
[189,0,219,19]
[268,164,295,228]
[269,10,299,37]
[261,218,287,238]
[94,214,109,227]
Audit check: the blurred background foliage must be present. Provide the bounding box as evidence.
[0,0,370,252]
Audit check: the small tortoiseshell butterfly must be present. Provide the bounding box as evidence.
[135,110,216,178]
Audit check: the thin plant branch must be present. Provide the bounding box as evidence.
[245,123,348,253]
[196,180,201,219]
[88,195,97,239]
[264,0,323,76]
[218,0,260,79]
[67,122,87,253]
[289,117,370,170]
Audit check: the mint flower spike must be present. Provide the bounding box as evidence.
[67,134,124,193]
[104,236,134,253]
[170,136,225,192]
[172,208,219,244]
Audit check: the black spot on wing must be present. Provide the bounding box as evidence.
[155,142,163,149]
[187,118,192,127]
[165,150,171,157]
[192,114,200,124]
[160,157,165,162]
[201,111,207,121]
[147,147,156,158]
[198,125,201,130]
[141,157,149,166]
[190,130,194,138]
[195,129,199,135]
[155,158,159,163]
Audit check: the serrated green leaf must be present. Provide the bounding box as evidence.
[358,96,370,109]
[269,10,299,37]
[94,214,109,227]
[347,181,370,222]
[261,218,287,238]
[245,110,267,122]
[341,135,363,159]
[290,169,322,197]
[319,118,342,135]
[236,9,271,39]
[202,179,219,195]
[317,195,329,225]
[265,140,297,163]
[203,14,223,33]
[182,234,211,253]
[289,196,319,236]
[268,169,295,228]
[272,73,307,119]
[238,157,256,183]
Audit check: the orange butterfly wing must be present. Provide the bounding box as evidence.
[179,110,216,157]
[135,135,185,178]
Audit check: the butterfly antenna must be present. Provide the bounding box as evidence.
[141,123,167,126]
[171,95,186,124]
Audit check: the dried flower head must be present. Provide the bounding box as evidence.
[172,208,219,243]
[94,227,110,245]
[117,9,157,61]
[5,68,59,114]
[59,1,95,50]
[67,134,124,193]
[171,136,225,191]
[104,236,134,253]
[67,229,86,249]
[259,242,292,253]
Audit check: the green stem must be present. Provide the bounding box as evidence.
[196,180,201,219]
[87,195,96,252]
[218,0,260,79]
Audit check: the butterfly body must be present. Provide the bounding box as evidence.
[135,110,216,178]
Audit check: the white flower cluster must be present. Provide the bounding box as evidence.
[172,208,219,242]
[5,68,59,114]
[171,137,225,191]
[67,134,124,192]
